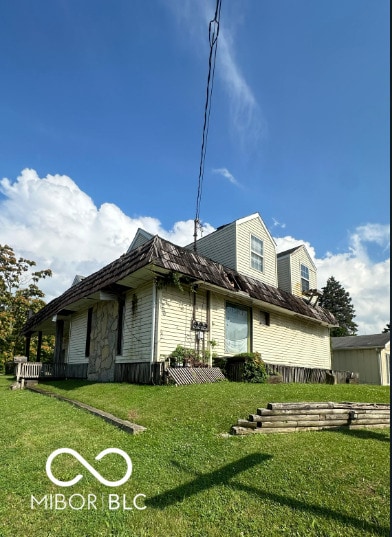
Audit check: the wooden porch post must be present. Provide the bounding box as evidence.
[53,320,64,364]
[25,334,31,360]
[36,331,43,362]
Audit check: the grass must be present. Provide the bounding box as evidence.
[0,375,389,537]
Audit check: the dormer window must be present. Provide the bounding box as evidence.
[301,264,310,292]
[250,235,264,272]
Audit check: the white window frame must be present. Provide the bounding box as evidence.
[250,235,264,273]
[301,264,310,292]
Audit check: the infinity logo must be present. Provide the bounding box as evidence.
[46,448,132,487]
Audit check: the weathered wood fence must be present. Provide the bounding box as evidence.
[231,401,390,435]
[114,362,163,384]
[226,361,357,384]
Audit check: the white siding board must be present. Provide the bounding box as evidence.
[191,223,236,270]
[252,309,331,368]
[290,247,317,297]
[158,286,209,358]
[119,283,153,362]
[67,310,89,364]
[277,256,292,293]
[236,217,277,286]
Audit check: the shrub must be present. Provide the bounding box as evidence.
[168,345,200,367]
[231,352,268,383]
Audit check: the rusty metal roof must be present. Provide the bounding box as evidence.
[23,235,337,334]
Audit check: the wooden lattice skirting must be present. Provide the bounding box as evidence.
[166,367,226,386]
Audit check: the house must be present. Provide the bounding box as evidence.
[331,333,390,385]
[22,213,337,383]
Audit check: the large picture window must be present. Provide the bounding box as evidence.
[301,264,310,292]
[250,235,264,272]
[225,303,250,354]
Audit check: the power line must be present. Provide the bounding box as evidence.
[194,0,222,251]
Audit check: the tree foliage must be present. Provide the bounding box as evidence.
[319,276,358,337]
[382,323,390,333]
[0,244,53,365]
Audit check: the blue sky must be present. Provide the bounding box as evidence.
[0,0,390,334]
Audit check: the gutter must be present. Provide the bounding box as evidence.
[194,280,335,328]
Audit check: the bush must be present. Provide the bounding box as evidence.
[228,352,268,383]
[168,345,201,367]
[212,356,227,373]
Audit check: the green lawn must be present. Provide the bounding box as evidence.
[0,375,389,537]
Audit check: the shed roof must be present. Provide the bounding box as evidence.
[23,235,337,334]
[331,333,390,350]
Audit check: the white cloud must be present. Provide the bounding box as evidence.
[0,169,213,299]
[1,169,389,335]
[212,167,241,187]
[164,0,265,150]
[275,226,390,335]
[272,217,286,229]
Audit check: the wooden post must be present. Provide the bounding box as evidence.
[36,331,42,362]
[25,334,31,360]
[53,320,64,364]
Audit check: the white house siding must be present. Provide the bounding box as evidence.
[252,309,331,369]
[191,223,237,270]
[67,310,89,364]
[277,255,292,293]
[236,217,278,287]
[204,293,331,368]
[118,283,153,362]
[290,248,317,297]
[157,285,209,359]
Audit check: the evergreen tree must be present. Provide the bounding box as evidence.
[319,276,358,337]
[382,323,390,333]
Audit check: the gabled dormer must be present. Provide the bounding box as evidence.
[190,213,278,287]
[277,244,317,297]
[127,228,154,253]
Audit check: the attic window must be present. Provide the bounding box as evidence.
[250,235,264,272]
[301,264,310,292]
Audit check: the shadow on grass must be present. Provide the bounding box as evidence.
[236,483,389,536]
[147,453,272,508]
[148,453,388,536]
[37,379,95,390]
[325,427,390,443]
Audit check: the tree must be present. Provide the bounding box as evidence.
[319,276,358,337]
[382,323,390,333]
[0,244,53,366]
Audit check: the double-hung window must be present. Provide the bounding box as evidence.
[251,235,263,272]
[301,264,310,292]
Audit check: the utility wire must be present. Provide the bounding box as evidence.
[194,0,222,250]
